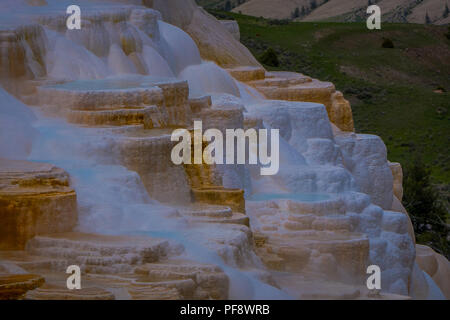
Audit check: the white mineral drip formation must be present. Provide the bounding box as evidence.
[0,0,447,300]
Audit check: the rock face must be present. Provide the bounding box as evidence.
[220,20,241,41]
[0,159,77,250]
[416,245,450,299]
[152,0,261,67]
[389,162,404,201]
[0,232,229,300]
[0,87,37,160]
[36,78,194,204]
[0,0,447,300]
[248,196,370,279]
[335,133,394,210]
[0,274,45,300]
[329,91,354,132]
[229,67,355,132]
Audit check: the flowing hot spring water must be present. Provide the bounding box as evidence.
[0,4,289,299]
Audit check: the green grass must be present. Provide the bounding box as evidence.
[212,11,450,189]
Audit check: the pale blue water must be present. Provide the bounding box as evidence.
[249,193,330,202]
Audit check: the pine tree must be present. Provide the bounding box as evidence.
[259,48,279,67]
[301,6,306,17]
[224,0,232,11]
[403,159,449,258]
[425,12,431,24]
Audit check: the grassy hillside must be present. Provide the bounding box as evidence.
[211,10,450,192]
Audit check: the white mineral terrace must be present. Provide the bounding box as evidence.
[0,0,448,300]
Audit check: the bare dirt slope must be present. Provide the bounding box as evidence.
[232,0,326,19]
[232,0,450,24]
[408,0,450,24]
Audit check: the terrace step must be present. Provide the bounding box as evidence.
[191,187,246,213]
[37,86,164,111]
[0,159,77,250]
[179,204,249,226]
[132,260,228,299]
[249,71,312,87]
[66,105,163,128]
[255,230,369,276]
[25,233,174,272]
[25,285,115,300]
[248,194,369,277]
[254,79,336,106]
[0,274,45,300]
[226,66,266,82]
[189,95,212,113]
[247,195,346,217]
[36,77,193,126]
[180,204,233,218]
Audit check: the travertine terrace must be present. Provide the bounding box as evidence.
[0,0,448,300]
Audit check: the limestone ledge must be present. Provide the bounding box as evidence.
[0,232,229,300]
[0,0,446,300]
[191,187,246,214]
[220,20,240,41]
[35,78,194,128]
[0,274,45,300]
[389,162,404,201]
[274,273,410,300]
[416,244,450,299]
[0,159,77,250]
[0,24,47,84]
[116,132,192,204]
[66,106,161,129]
[227,67,355,133]
[247,197,370,279]
[37,86,165,111]
[179,204,249,227]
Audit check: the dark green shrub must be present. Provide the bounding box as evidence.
[425,12,431,24]
[259,48,280,67]
[403,159,450,258]
[436,85,446,91]
[382,38,394,48]
[267,19,290,25]
[224,0,232,11]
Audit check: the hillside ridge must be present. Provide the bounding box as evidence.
[197,0,450,24]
